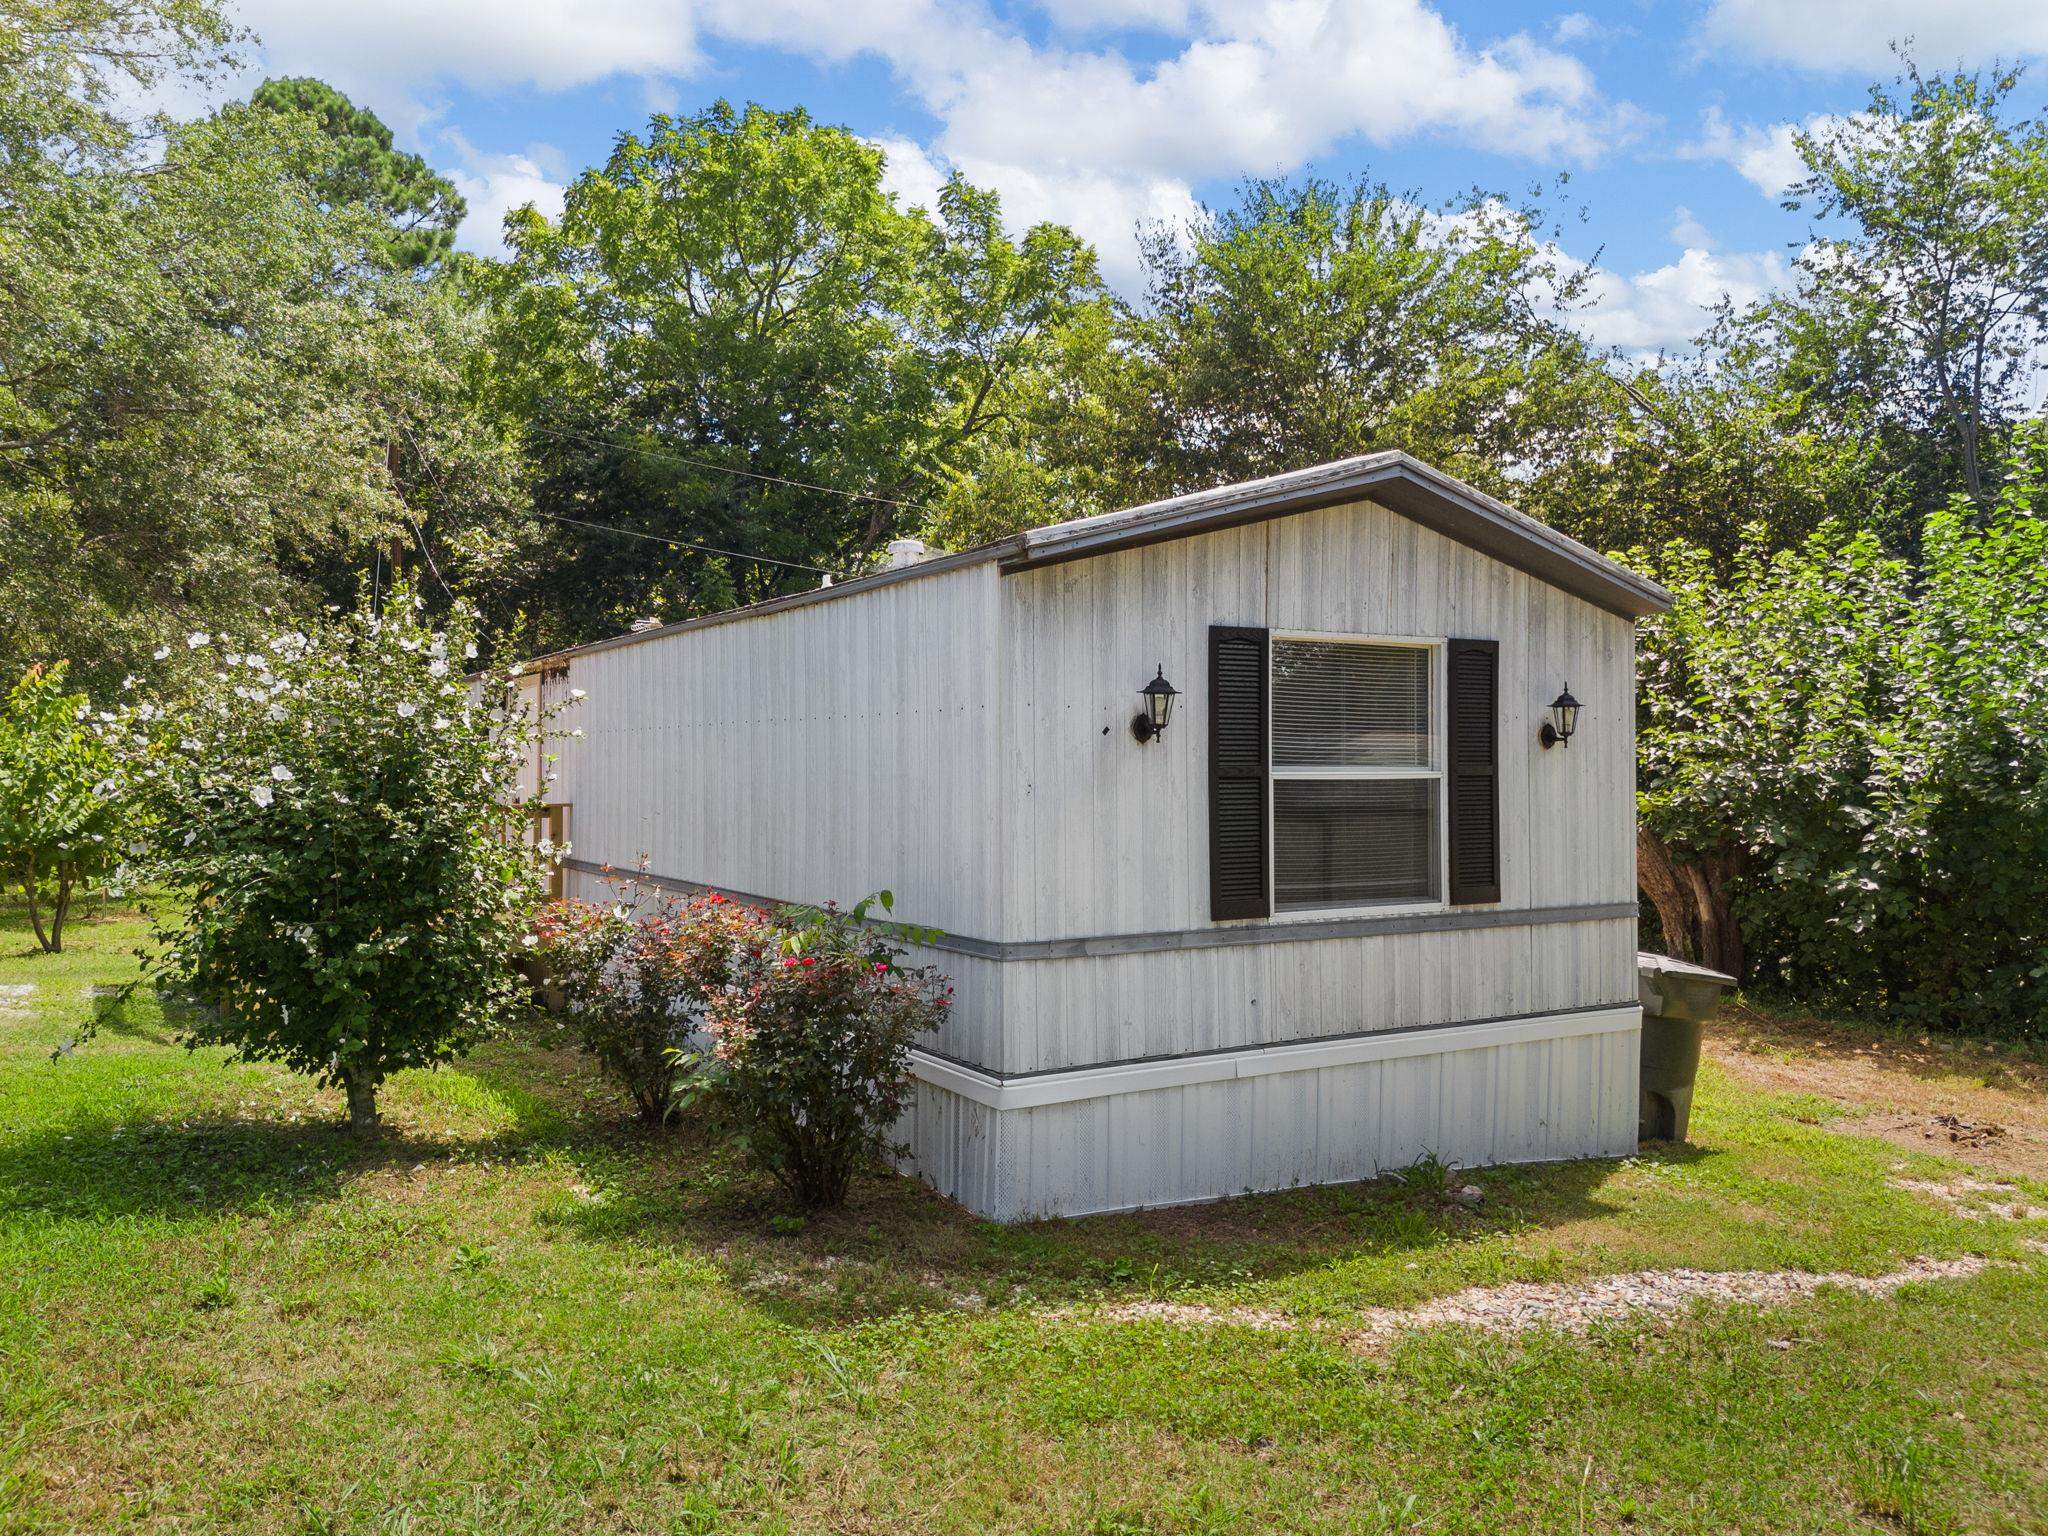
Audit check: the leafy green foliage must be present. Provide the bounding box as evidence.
[1763,59,2048,516]
[0,663,127,951]
[1638,438,2048,1036]
[474,102,1104,652]
[688,892,950,1208]
[532,890,766,1123]
[121,586,549,1126]
[1,4,523,695]
[250,76,466,270]
[1091,178,1612,511]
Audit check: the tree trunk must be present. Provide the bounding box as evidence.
[1638,828,1746,980]
[20,855,55,954]
[343,1071,379,1132]
[1636,828,1695,963]
[48,868,73,954]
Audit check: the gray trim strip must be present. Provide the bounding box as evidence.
[914,1000,1642,1086]
[558,858,1636,962]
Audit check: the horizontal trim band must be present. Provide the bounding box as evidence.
[909,1005,1643,1110]
[559,858,1634,961]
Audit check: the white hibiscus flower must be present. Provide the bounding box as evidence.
[397,701,419,718]
[250,785,274,808]
[269,764,294,782]
[186,631,210,649]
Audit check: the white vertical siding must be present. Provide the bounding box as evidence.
[900,1017,1642,1221]
[544,562,1003,937]
[998,496,1637,940]
[991,494,1640,1074]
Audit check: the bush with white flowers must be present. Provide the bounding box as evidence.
[125,584,551,1130]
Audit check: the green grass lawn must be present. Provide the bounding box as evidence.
[3,902,2046,1534]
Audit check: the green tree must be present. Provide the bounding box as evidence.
[1770,59,2048,513]
[1094,178,1613,511]
[0,663,127,952]
[249,76,466,271]
[1636,433,2048,1035]
[125,588,548,1129]
[1522,353,1896,567]
[476,102,1103,651]
[0,0,523,694]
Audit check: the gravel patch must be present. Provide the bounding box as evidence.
[1891,1175,2048,1223]
[1083,1253,1994,1345]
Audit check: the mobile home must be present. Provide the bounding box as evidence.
[524,452,1673,1220]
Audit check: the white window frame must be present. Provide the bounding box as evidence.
[1267,630,1450,920]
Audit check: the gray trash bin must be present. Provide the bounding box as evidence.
[1636,952,1738,1143]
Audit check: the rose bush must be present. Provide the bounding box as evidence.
[689,892,949,1208]
[531,888,765,1123]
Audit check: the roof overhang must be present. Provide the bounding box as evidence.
[997,451,1671,620]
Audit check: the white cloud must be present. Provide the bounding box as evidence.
[1668,205,1714,249]
[1698,0,2048,72]
[869,135,948,214]
[442,133,568,257]
[1687,107,1828,198]
[690,0,1639,287]
[224,0,1643,290]
[1574,247,1794,355]
[1551,12,1598,44]
[229,0,699,95]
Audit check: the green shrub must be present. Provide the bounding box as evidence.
[0,662,129,953]
[532,889,766,1123]
[690,893,950,1208]
[123,586,551,1128]
[1637,442,2048,1037]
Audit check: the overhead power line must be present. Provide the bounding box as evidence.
[531,509,840,576]
[530,423,929,513]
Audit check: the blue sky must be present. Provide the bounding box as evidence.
[221,0,2048,355]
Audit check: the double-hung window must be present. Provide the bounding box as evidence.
[1269,637,1443,911]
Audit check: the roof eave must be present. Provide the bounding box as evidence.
[998,453,1672,620]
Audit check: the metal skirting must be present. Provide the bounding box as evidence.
[906,1004,1642,1110]
[557,857,1634,962]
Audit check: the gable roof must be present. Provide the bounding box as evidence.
[1000,451,1671,619]
[516,452,1668,672]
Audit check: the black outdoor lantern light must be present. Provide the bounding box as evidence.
[1539,684,1582,750]
[1131,665,1179,743]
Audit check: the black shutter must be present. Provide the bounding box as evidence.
[1210,625,1270,920]
[1446,638,1501,905]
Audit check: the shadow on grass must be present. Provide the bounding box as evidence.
[85,980,180,1047]
[0,1108,591,1223]
[532,1109,1683,1329]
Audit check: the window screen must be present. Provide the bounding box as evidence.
[1271,640,1441,910]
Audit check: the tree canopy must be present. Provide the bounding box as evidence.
[474,101,1103,651]
[249,75,467,271]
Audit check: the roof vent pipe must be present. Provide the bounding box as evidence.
[886,538,930,570]
[628,617,661,633]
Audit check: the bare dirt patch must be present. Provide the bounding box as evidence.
[1707,1003,2048,1180]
